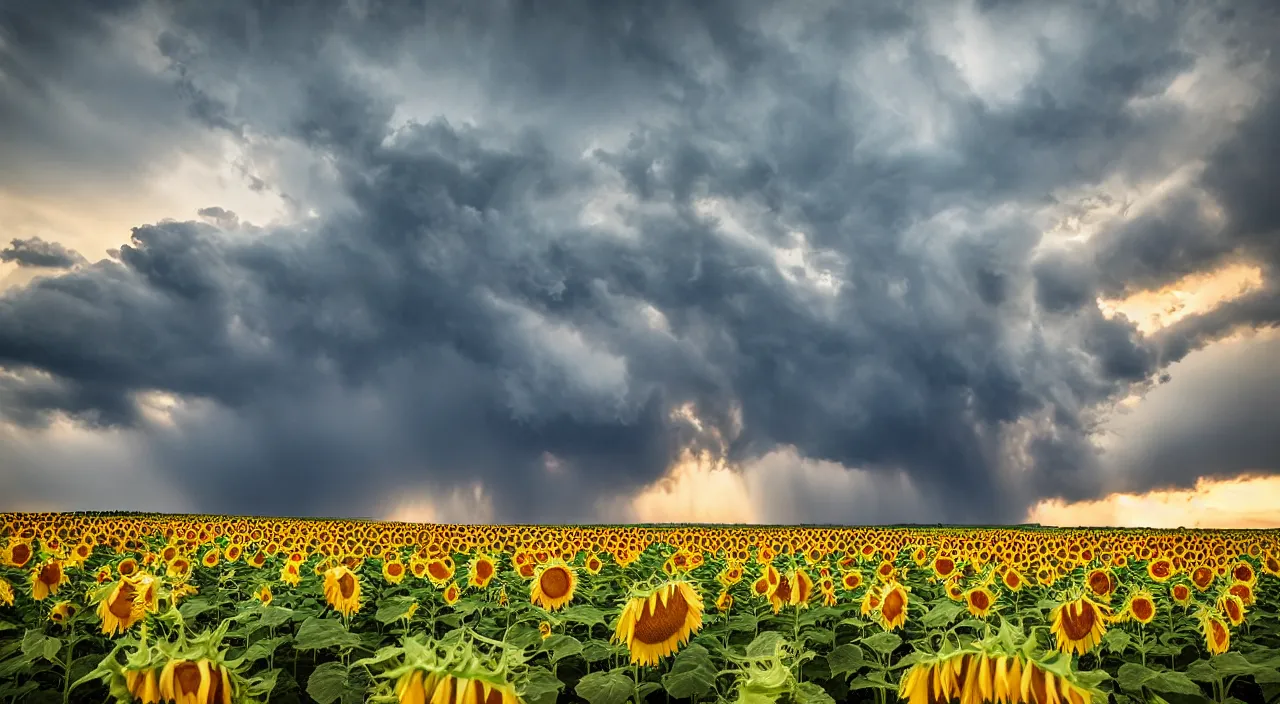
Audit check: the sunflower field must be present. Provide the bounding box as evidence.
[2,514,1279,704]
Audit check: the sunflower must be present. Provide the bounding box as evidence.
[539,621,552,640]
[530,561,577,612]
[767,570,793,614]
[426,557,456,586]
[254,584,273,606]
[788,569,815,609]
[443,581,461,606]
[383,559,408,586]
[716,589,734,612]
[1170,583,1192,607]
[468,554,496,589]
[1084,568,1115,602]
[876,581,909,631]
[1227,580,1255,607]
[1199,611,1231,655]
[1264,552,1280,578]
[323,566,362,618]
[31,558,69,601]
[48,601,77,627]
[1191,565,1215,591]
[420,674,520,704]
[158,659,234,704]
[840,570,863,592]
[584,552,604,575]
[0,577,13,606]
[1049,594,1110,656]
[964,586,995,618]
[201,549,220,569]
[124,668,162,704]
[2,541,33,568]
[1146,558,1174,583]
[613,580,704,666]
[1001,567,1025,592]
[1217,593,1246,626]
[96,576,145,635]
[1115,589,1157,625]
[932,556,956,580]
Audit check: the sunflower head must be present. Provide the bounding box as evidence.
[612,579,704,666]
[1198,609,1231,655]
[48,600,77,627]
[468,554,497,589]
[1049,593,1110,656]
[1116,589,1157,625]
[530,560,576,612]
[322,565,362,618]
[964,586,995,619]
[875,581,909,631]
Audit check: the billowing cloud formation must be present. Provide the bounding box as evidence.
[2,0,1279,523]
[0,237,87,268]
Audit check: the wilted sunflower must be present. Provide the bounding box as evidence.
[530,561,577,612]
[876,581,909,631]
[468,554,497,589]
[1217,593,1246,626]
[322,565,362,618]
[1227,580,1255,607]
[30,558,69,601]
[96,575,145,636]
[0,577,13,606]
[158,659,234,704]
[788,569,815,609]
[613,580,704,666]
[48,600,77,627]
[443,581,461,606]
[124,668,161,704]
[1049,594,1110,656]
[1199,609,1231,655]
[280,560,303,587]
[716,589,734,612]
[254,584,273,606]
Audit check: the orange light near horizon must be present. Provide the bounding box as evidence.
[1028,474,1280,529]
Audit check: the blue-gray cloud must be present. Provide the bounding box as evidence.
[2,0,1279,522]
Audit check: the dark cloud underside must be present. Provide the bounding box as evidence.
[2,0,1280,522]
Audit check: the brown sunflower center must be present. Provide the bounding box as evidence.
[476,560,494,581]
[174,662,202,695]
[935,558,954,576]
[38,563,62,586]
[773,576,792,602]
[109,582,138,620]
[1005,572,1021,589]
[1193,568,1213,588]
[1232,565,1252,582]
[882,587,905,621]
[1211,619,1228,645]
[540,567,571,599]
[1059,601,1098,641]
[968,590,990,611]
[1087,572,1110,596]
[11,544,31,565]
[1173,585,1189,601]
[388,563,404,577]
[1131,598,1154,621]
[1150,561,1170,578]
[633,587,690,645]
[429,561,451,580]
[338,572,356,600]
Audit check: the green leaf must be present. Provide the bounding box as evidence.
[559,605,608,628]
[178,598,214,622]
[580,640,614,663]
[661,644,716,699]
[306,662,350,704]
[793,681,836,704]
[1145,671,1202,696]
[799,607,841,627]
[242,635,289,664]
[827,644,866,678]
[747,631,786,657]
[848,672,897,691]
[921,602,965,628]
[574,671,634,704]
[1184,660,1217,684]
[542,634,582,663]
[258,606,294,629]
[1102,628,1132,655]
[522,666,564,704]
[728,613,759,632]
[294,616,361,651]
[374,596,418,624]
[20,630,61,663]
[861,632,902,656]
[246,668,282,698]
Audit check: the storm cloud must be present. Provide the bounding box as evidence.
[2,0,1279,523]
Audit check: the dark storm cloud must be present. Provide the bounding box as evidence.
[0,237,87,268]
[3,0,1280,522]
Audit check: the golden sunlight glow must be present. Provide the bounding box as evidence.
[1027,475,1280,529]
[628,448,758,524]
[1098,263,1264,335]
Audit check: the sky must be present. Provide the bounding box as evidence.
[2,0,1279,527]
